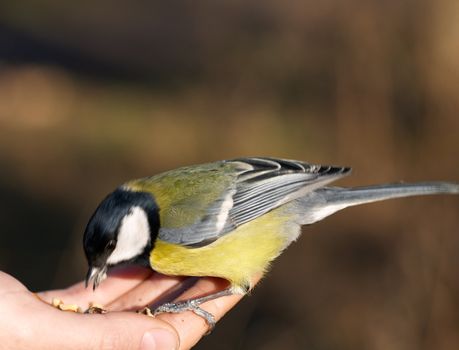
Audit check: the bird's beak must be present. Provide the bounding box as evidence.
[85,265,108,290]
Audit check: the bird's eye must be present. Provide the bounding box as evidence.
[106,240,116,250]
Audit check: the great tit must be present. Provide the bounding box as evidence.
[83,157,459,327]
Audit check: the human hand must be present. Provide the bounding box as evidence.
[2,268,245,349]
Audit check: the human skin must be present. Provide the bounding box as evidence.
[0,267,245,350]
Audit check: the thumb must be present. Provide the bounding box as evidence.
[44,311,180,350]
[0,272,180,350]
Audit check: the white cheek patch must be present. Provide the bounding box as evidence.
[107,206,150,265]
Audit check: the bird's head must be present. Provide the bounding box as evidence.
[83,188,159,290]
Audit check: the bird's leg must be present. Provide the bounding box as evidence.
[152,288,234,331]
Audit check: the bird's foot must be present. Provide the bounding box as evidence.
[154,299,216,332]
[152,288,233,333]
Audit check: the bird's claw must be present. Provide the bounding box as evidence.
[153,300,216,333]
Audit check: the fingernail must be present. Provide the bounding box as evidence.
[141,328,179,350]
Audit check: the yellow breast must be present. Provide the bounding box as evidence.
[149,207,298,293]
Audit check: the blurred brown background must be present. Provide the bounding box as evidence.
[1,1,459,349]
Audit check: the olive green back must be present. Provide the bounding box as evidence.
[124,161,239,228]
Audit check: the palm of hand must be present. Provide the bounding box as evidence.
[1,268,243,350]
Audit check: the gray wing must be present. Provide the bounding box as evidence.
[227,157,350,228]
[159,157,351,246]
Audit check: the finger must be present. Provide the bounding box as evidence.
[63,312,180,350]
[38,266,153,307]
[155,277,248,350]
[1,275,180,350]
[108,272,186,311]
[0,271,28,294]
[21,302,180,350]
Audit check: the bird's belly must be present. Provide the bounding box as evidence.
[149,207,299,292]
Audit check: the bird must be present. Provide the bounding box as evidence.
[83,157,459,328]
